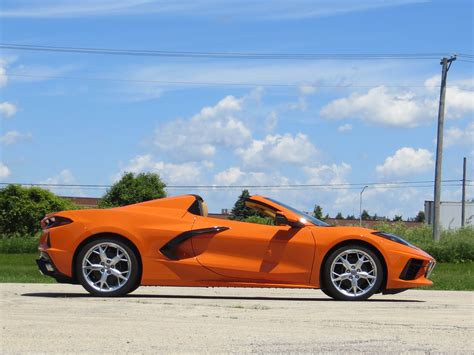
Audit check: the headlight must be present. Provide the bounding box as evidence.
[372,231,416,248]
[425,260,436,279]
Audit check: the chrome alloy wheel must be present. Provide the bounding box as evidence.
[82,242,131,292]
[330,249,378,298]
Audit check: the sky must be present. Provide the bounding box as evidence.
[0,0,473,218]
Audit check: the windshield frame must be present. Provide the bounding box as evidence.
[266,197,330,227]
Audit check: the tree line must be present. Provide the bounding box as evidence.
[0,172,425,237]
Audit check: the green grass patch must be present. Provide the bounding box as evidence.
[0,253,472,290]
[0,253,54,283]
[423,262,474,291]
[0,236,39,253]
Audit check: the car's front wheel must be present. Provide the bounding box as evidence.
[76,238,140,297]
[322,244,383,301]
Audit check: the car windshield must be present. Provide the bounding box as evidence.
[266,197,330,227]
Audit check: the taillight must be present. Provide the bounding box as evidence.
[42,216,73,229]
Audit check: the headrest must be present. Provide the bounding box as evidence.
[201,202,208,217]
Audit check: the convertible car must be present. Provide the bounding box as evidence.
[37,194,435,300]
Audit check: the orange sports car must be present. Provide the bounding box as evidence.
[37,194,436,300]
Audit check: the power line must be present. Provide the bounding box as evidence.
[0,43,464,61]
[7,73,443,89]
[3,184,468,191]
[1,180,470,191]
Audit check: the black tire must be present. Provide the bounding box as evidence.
[76,238,140,297]
[322,244,383,301]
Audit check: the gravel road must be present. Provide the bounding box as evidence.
[0,283,473,353]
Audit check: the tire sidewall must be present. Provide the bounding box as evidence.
[76,238,140,297]
[323,244,383,301]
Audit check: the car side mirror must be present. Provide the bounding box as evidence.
[275,212,304,228]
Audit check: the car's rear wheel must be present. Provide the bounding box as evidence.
[76,238,140,297]
[322,244,383,301]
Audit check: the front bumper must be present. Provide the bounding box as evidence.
[36,252,76,284]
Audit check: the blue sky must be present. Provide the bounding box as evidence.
[1,0,473,217]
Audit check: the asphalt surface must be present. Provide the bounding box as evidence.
[0,283,473,354]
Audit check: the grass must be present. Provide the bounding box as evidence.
[423,262,474,291]
[0,254,54,283]
[0,253,472,290]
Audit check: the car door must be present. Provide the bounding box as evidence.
[191,216,316,285]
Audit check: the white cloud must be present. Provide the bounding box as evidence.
[123,60,405,98]
[214,167,245,185]
[337,123,352,132]
[288,97,308,111]
[0,63,7,87]
[213,166,290,186]
[423,75,440,91]
[0,0,424,19]
[0,131,32,145]
[154,95,251,161]
[119,154,203,185]
[0,102,18,118]
[42,169,75,185]
[299,84,316,95]
[445,86,474,118]
[321,76,474,127]
[423,76,474,119]
[0,162,10,180]
[445,122,474,148]
[303,162,351,185]
[265,111,278,132]
[376,147,434,177]
[320,86,436,127]
[236,133,318,169]
[40,169,87,196]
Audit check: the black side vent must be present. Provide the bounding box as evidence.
[400,259,424,280]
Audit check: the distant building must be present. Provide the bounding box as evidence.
[63,196,100,208]
[424,200,474,230]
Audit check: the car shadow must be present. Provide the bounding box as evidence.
[21,292,424,302]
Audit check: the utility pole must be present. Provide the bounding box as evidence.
[359,185,368,227]
[433,55,456,242]
[461,157,467,227]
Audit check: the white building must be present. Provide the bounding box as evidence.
[424,201,474,230]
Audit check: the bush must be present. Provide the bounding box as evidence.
[99,172,166,208]
[242,215,275,225]
[374,222,474,263]
[0,185,77,236]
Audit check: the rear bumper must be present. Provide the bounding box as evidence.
[36,252,76,284]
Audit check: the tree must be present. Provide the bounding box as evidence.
[361,210,371,220]
[99,172,166,208]
[229,190,258,220]
[335,212,344,220]
[346,214,356,220]
[0,184,77,236]
[313,205,323,220]
[393,215,403,222]
[415,211,425,223]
